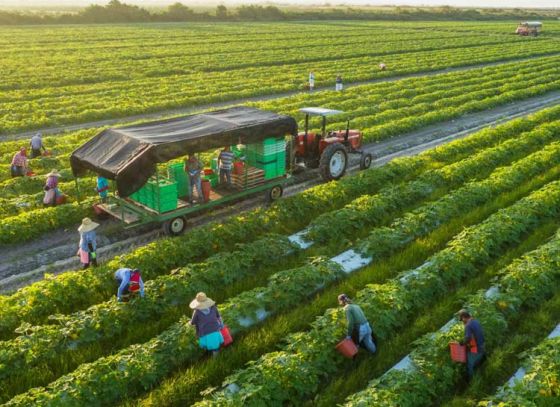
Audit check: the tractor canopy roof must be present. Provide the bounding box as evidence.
[70,106,297,197]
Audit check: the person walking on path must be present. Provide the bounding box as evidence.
[218,146,235,187]
[185,154,203,203]
[379,63,387,71]
[95,175,109,203]
[189,292,224,356]
[77,217,99,269]
[30,133,46,158]
[115,268,145,302]
[10,148,29,177]
[335,75,343,91]
[338,294,377,354]
[308,71,315,91]
[458,309,485,380]
[43,169,64,206]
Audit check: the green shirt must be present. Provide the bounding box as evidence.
[344,303,368,336]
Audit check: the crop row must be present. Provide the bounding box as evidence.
[3,39,559,133]
[1,104,558,339]
[481,328,560,406]
[8,138,560,407]
[3,118,553,394]
[345,228,560,406]
[193,180,560,405]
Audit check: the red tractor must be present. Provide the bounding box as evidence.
[294,107,372,181]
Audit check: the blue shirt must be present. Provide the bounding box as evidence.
[115,268,145,300]
[464,319,485,353]
[96,177,109,198]
[79,230,97,252]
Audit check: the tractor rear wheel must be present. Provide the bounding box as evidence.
[360,152,373,170]
[319,143,348,181]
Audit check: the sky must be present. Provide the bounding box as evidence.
[1,0,558,9]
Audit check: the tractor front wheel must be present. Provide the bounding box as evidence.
[319,143,348,181]
[360,152,373,170]
[267,185,283,203]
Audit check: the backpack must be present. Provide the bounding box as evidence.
[128,271,141,293]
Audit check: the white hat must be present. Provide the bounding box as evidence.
[189,292,215,310]
[46,169,61,178]
[78,217,99,233]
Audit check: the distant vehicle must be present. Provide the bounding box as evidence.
[516,22,542,37]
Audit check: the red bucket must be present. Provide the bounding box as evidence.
[335,338,358,359]
[221,326,233,347]
[233,161,244,175]
[201,179,211,202]
[203,168,214,176]
[449,342,467,363]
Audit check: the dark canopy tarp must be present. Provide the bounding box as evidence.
[70,106,298,197]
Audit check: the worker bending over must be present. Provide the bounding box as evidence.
[10,148,29,177]
[115,268,145,302]
[458,309,485,380]
[338,294,377,354]
[30,133,47,158]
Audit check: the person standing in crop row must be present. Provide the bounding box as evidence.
[77,217,99,269]
[458,309,485,380]
[335,75,343,91]
[189,292,224,356]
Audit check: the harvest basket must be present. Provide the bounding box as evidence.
[336,338,358,359]
[449,342,467,363]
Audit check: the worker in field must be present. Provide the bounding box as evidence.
[458,309,485,381]
[379,63,387,71]
[43,169,65,206]
[77,217,99,269]
[335,75,343,91]
[189,292,225,356]
[30,132,47,158]
[338,294,377,354]
[185,153,203,203]
[218,146,234,187]
[115,268,145,302]
[10,147,29,177]
[95,175,109,203]
[309,71,315,91]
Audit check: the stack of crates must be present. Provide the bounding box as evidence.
[246,137,286,179]
[167,163,189,199]
[129,177,178,213]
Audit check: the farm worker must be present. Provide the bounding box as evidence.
[338,294,376,354]
[10,147,29,177]
[43,169,65,206]
[218,146,235,186]
[189,292,224,356]
[308,71,315,91]
[458,309,485,380]
[77,217,99,269]
[379,63,387,71]
[185,153,203,203]
[335,75,343,91]
[30,132,46,158]
[95,175,109,203]
[115,268,145,302]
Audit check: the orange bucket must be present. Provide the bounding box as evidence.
[201,179,211,202]
[336,338,358,359]
[449,342,467,363]
[221,326,233,347]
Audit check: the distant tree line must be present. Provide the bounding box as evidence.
[0,0,558,25]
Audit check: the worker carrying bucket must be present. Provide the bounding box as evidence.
[451,309,485,381]
[336,294,377,358]
[189,292,232,356]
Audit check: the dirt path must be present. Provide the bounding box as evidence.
[1,91,557,293]
[4,52,559,141]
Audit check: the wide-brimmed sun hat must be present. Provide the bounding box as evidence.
[46,169,61,178]
[189,292,215,310]
[78,217,99,233]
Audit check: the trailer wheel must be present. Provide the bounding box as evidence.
[267,185,283,202]
[163,216,187,236]
[319,143,347,181]
[360,152,373,170]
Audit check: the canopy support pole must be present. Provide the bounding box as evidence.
[75,177,81,203]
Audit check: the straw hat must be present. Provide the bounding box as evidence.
[46,169,61,178]
[189,292,215,310]
[78,217,99,233]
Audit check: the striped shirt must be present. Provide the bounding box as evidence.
[218,150,235,170]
